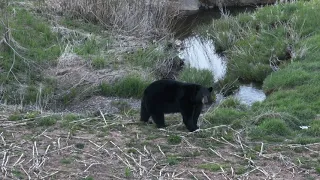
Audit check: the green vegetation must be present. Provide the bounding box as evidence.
[198,163,229,172]
[1,7,61,105]
[166,155,181,165]
[167,135,182,145]
[178,67,214,87]
[100,74,152,98]
[200,0,320,143]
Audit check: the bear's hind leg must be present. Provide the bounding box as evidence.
[151,113,166,128]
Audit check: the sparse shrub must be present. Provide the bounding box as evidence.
[60,158,72,164]
[178,67,214,87]
[125,167,132,178]
[75,38,99,55]
[316,166,320,174]
[37,116,58,126]
[75,143,85,149]
[100,74,151,98]
[125,46,166,68]
[166,155,180,165]
[167,135,182,145]
[8,113,24,121]
[307,120,320,136]
[198,163,228,172]
[257,118,292,136]
[91,56,107,69]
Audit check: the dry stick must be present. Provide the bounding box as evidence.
[129,147,146,157]
[259,142,264,156]
[221,136,238,148]
[230,166,234,177]
[47,145,73,155]
[40,171,59,179]
[257,167,270,178]
[202,170,212,180]
[157,144,166,157]
[0,132,6,146]
[89,140,111,156]
[12,153,24,167]
[236,134,245,153]
[110,141,138,171]
[159,165,167,177]
[209,148,226,161]
[84,163,102,172]
[188,170,199,180]
[20,164,31,180]
[1,151,7,175]
[57,137,61,155]
[99,109,108,126]
[173,170,185,178]
[66,132,70,146]
[230,153,255,167]
[209,137,229,146]
[243,167,259,177]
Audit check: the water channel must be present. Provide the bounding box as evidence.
[174,7,266,106]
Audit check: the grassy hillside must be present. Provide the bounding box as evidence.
[1,0,320,179]
[198,0,320,143]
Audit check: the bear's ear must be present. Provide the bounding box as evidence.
[208,87,213,92]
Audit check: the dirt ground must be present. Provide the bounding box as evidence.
[1,102,320,180]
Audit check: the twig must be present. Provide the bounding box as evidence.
[188,170,198,180]
[202,170,212,180]
[259,142,264,156]
[157,144,166,157]
[99,109,108,126]
[209,148,226,161]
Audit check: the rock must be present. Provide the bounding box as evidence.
[178,0,200,11]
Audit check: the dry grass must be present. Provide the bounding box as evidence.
[1,106,320,180]
[45,0,180,38]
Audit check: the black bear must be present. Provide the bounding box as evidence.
[140,79,213,132]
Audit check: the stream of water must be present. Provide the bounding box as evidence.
[175,7,266,106]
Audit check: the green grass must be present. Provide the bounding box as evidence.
[1,7,61,104]
[204,107,248,125]
[197,0,320,142]
[124,45,169,68]
[178,67,214,87]
[198,0,320,83]
[198,163,229,172]
[100,74,152,98]
[37,116,58,126]
[60,157,73,165]
[166,155,181,165]
[167,135,182,145]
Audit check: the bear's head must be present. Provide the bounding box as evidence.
[194,86,213,104]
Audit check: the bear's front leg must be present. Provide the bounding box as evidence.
[181,110,198,132]
[151,113,166,128]
[192,105,203,130]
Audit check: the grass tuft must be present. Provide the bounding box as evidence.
[178,67,214,87]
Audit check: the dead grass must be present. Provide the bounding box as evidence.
[45,0,180,39]
[1,107,319,180]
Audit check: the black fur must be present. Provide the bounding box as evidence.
[140,79,213,132]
